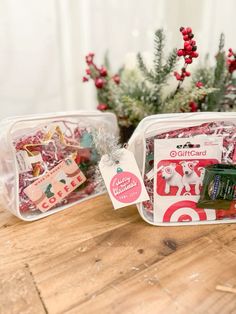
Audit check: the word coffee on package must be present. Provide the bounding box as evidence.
[24,158,86,212]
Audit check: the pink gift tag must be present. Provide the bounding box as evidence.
[99,149,149,209]
[24,158,86,212]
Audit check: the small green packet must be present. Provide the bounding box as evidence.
[197,164,236,210]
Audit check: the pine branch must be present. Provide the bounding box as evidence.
[103,50,111,70]
[137,53,156,83]
[138,30,177,86]
[136,29,178,113]
[207,33,227,110]
[218,33,225,51]
[192,67,214,87]
[119,74,160,117]
[154,29,164,72]
[161,49,178,83]
[163,87,217,113]
[120,95,152,125]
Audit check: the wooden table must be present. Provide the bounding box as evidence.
[1,194,236,314]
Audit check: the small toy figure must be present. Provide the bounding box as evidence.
[179,160,201,194]
[160,163,184,196]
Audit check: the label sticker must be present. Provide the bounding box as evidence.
[16,150,43,173]
[16,150,33,173]
[24,158,86,212]
[99,149,149,209]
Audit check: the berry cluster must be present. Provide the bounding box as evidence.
[174,27,199,82]
[195,81,204,88]
[83,53,120,111]
[227,48,236,74]
[174,68,191,81]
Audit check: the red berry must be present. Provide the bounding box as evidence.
[174,72,181,80]
[186,27,192,34]
[189,101,198,112]
[229,60,236,73]
[95,77,105,89]
[85,53,94,65]
[184,41,190,48]
[97,103,108,111]
[177,49,184,56]
[192,40,196,45]
[183,35,189,41]
[83,76,89,82]
[192,52,199,58]
[185,71,191,77]
[112,74,120,85]
[195,81,204,88]
[185,58,192,64]
[186,45,192,51]
[229,48,233,52]
[100,66,107,77]
[182,30,187,35]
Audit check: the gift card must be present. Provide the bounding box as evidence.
[153,136,223,223]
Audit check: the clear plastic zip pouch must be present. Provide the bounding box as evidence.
[0,111,118,221]
[128,112,236,226]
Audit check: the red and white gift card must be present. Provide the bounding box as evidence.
[153,136,223,223]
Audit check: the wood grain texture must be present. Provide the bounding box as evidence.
[0,266,46,314]
[1,194,236,314]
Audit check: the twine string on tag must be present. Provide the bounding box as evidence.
[92,128,122,193]
[93,128,122,165]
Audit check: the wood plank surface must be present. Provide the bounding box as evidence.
[0,194,236,314]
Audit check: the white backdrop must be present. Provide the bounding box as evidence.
[0,0,235,119]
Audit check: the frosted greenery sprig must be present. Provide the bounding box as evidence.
[163,86,217,113]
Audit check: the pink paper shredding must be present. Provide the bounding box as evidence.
[143,121,236,221]
[14,120,99,215]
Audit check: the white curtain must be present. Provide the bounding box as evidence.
[0,0,235,119]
